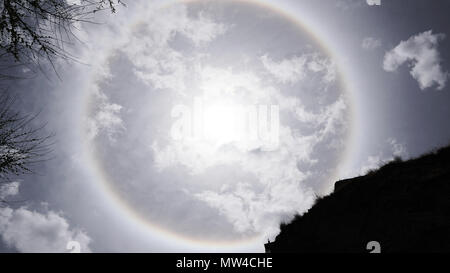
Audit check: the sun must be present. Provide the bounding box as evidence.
[203,103,240,145]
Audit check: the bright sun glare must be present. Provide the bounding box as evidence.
[203,104,239,145]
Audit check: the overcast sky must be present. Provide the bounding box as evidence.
[0,0,449,253]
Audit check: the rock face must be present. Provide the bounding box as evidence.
[266,146,450,253]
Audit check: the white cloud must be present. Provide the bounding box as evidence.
[383,30,449,90]
[307,54,337,83]
[86,86,125,142]
[121,4,228,93]
[362,37,381,50]
[0,182,91,253]
[152,64,347,175]
[335,0,365,10]
[261,53,336,85]
[195,181,315,239]
[0,207,91,253]
[180,11,228,46]
[261,55,307,84]
[86,2,229,144]
[366,0,381,6]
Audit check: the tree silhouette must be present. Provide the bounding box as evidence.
[0,0,123,78]
[0,1,124,195]
[0,95,51,183]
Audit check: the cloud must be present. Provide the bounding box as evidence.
[366,0,381,6]
[195,181,315,238]
[335,0,365,10]
[121,4,228,93]
[261,53,336,85]
[0,207,92,253]
[359,138,408,175]
[261,55,307,84]
[307,54,337,83]
[362,37,381,50]
[86,2,228,143]
[86,86,125,142]
[180,11,229,46]
[359,154,384,175]
[0,181,20,200]
[151,64,348,238]
[0,182,91,253]
[383,30,449,90]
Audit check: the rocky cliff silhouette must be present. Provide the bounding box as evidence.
[266,145,450,253]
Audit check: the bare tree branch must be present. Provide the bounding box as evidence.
[0,94,52,182]
[0,0,124,78]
